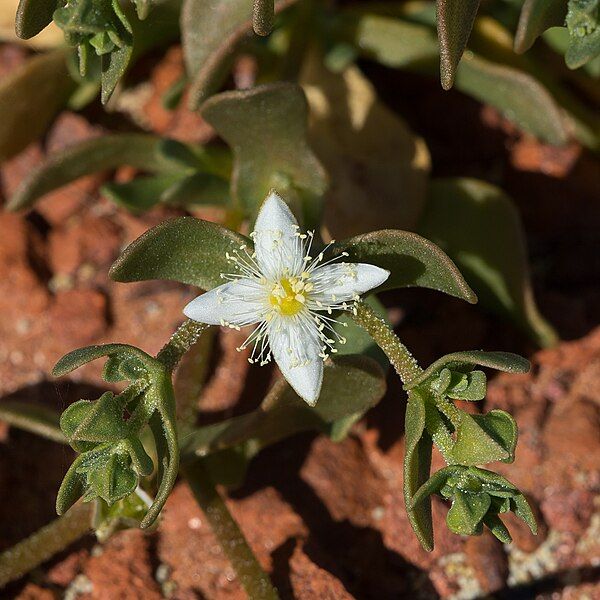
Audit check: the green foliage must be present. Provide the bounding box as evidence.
[419,179,558,347]
[8,135,230,212]
[201,83,328,225]
[514,0,567,53]
[15,0,61,39]
[301,56,430,238]
[566,0,600,68]
[333,230,477,303]
[402,350,532,549]
[436,0,481,89]
[411,465,537,542]
[0,50,74,163]
[335,10,571,146]
[403,389,434,551]
[53,344,179,528]
[109,217,249,290]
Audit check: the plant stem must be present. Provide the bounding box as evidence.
[352,301,422,384]
[156,319,209,373]
[0,503,93,589]
[183,460,280,600]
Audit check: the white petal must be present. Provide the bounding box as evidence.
[253,191,304,280]
[184,279,267,327]
[268,314,324,405]
[310,263,390,304]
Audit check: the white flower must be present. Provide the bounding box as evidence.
[184,191,389,405]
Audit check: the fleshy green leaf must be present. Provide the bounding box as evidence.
[514,0,567,54]
[404,389,434,551]
[301,55,430,238]
[406,350,529,391]
[53,343,155,378]
[0,49,74,163]
[182,0,293,107]
[446,490,490,535]
[61,392,130,448]
[8,134,188,211]
[333,230,477,303]
[201,83,328,224]
[182,355,386,457]
[484,514,512,543]
[15,0,60,39]
[436,0,481,89]
[109,217,249,291]
[565,0,600,69]
[419,178,558,347]
[511,493,538,535]
[432,368,487,401]
[0,400,65,444]
[451,410,518,465]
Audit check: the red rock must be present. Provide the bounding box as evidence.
[81,531,162,600]
[48,215,122,276]
[142,46,212,143]
[465,532,508,593]
[288,541,353,599]
[49,289,107,345]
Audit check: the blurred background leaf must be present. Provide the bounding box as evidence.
[301,52,430,239]
[418,178,558,347]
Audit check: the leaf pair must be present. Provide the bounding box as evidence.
[54,344,179,528]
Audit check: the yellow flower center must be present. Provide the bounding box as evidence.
[269,275,312,316]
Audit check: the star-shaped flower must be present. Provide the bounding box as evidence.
[184,191,389,405]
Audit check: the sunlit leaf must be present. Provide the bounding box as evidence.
[451,409,517,465]
[436,0,481,89]
[201,83,328,224]
[446,489,489,535]
[419,178,558,347]
[109,217,249,291]
[334,230,477,303]
[514,0,567,53]
[0,49,74,163]
[301,54,430,238]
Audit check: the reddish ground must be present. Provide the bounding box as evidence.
[1,44,599,599]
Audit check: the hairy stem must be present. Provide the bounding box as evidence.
[183,460,279,600]
[0,503,93,589]
[156,319,209,373]
[352,301,422,384]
